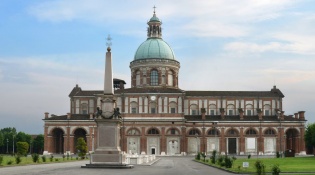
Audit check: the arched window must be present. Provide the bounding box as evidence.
[246,129,257,135]
[208,129,219,136]
[168,71,173,86]
[167,128,179,135]
[264,129,275,135]
[227,129,238,136]
[246,104,253,116]
[209,104,216,115]
[136,71,140,86]
[190,104,198,115]
[227,104,235,115]
[264,105,271,116]
[148,128,159,135]
[130,102,138,114]
[81,103,88,114]
[189,129,200,136]
[150,70,158,86]
[127,128,140,135]
[169,102,177,114]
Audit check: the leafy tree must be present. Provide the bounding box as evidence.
[0,127,17,154]
[33,134,44,154]
[76,137,87,159]
[0,132,3,147]
[305,123,315,152]
[16,132,32,145]
[16,141,29,156]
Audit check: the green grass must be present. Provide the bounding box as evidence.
[197,156,315,173]
[0,154,85,167]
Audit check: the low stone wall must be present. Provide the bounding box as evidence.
[124,154,156,165]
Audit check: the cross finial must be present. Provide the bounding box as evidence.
[153,5,156,14]
[106,34,112,47]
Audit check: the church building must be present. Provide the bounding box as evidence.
[43,10,307,156]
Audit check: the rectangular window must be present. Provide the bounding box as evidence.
[151,108,156,114]
[132,108,137,114]
[210,110,215,115]
[171,108,176,113]
[229,110,233,115]
[171,129,176,135]
[192,110,197,115]
[82,110,87,114]
[265,110,270,116]
[247,110,252,116]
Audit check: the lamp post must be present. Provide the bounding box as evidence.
[12,135,15,155]
[212,122,218,151]
[6,139,9,154]
[195,133,199,155]
[277,110,282,157]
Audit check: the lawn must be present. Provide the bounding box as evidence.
[197,156,315,173]
[0,154,84,167]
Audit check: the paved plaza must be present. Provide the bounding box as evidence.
[0,157,234,175]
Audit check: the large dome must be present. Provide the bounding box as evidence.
[134,38,176,60]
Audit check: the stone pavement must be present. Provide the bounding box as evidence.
[0,157,235,175]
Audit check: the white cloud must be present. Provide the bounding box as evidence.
[27,0,296,38]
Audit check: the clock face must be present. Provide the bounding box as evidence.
[150,96,156,101]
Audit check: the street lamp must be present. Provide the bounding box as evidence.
[12,135,15,155]
[195,133,199,155]
[212,122,218,151]
[277,110,282,157]
[6,139,9,154]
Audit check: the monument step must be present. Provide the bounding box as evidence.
[81,163,134,169]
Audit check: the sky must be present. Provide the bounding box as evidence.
[0,0,314,134]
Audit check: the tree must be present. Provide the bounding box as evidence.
[0,127,17,154]
[16,132,32,145]
[305,123,315,154]
[76,137,87,159]
[16,141,29,156]
[33,134,44,154]
[0,132,3,147]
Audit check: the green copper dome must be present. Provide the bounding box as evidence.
[134,38,176,60]
[149,14,160,22]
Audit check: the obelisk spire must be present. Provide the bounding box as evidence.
[104,35,113,94]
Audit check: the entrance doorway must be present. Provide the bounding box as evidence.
[228,138,237,154]
[151,147,156,155]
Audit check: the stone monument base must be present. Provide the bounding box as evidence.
[81,163,133,169]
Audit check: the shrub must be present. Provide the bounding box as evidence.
[217,155,224,166]
[16,142,29,156]
[248,154,251,159]
[224,155,233,168]
[50,155,54,162]
[271,164,281,175]
[201,152,206,162]
[32,154,39,163]
[7,160,13,165]
[255,160,266,175]
[15,156,22,164]
[276,151,281,158]
[55,158,59,161]
[42,155,46,162]
[0,155,3,165]
[76,137,88,159]
[67,153,70,160]
[196,152,201,160]
[210,150,217,164]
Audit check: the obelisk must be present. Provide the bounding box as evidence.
[83,36,132,168]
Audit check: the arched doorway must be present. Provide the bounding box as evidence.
[73,128,87,153]
[52,128,64,154]
[285,129,299,152]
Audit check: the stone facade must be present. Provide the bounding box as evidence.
[43,11,307,156]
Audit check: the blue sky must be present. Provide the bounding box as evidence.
[0,0,314,134]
